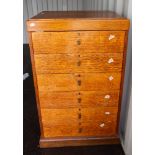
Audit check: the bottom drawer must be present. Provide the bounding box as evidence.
[41,108,118,137]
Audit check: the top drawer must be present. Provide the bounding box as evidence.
[32,31,125,54]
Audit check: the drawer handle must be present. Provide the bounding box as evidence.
[108,76,114,81]
[77,61,81,66]
[104,95,110,99]
[78,128,82,133]
[77,40,81,45]
[108,58,114,64]
[77,80,81,86]
[78,98,81,103]
[78,113,81,119]
[105,112,111,115]
[100,123,105,128]
[29,23,35,27]
[109,34,115,40]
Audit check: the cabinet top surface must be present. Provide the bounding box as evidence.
[30,11,126,20]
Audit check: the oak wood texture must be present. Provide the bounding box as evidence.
[37,73,121,91]
[41,107,118,137]
[27,11,130,148]
[27,11,129,31]
[32,31,125,54]
[34,53,123,73]
[27,19,129,31]
[28,32,44,137]
[39,91,120,109]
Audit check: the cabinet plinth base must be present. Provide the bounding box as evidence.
[39,136,120,148]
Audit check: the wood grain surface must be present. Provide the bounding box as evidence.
[39,90,120,109]
[37,73,121,91]
[41,107,118,137]
[32,31,125,54]
[41,108,79,137]
[27,19,129,31]
[34,53,123,73]
[27,11,130,147]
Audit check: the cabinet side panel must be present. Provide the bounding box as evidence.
[27,32,44,137]
[116,31,129,134]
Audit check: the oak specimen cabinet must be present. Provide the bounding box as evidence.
[26,11,130,148]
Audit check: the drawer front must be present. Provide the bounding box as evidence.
[32,31,125,54]
[39,91,120,109]
[37,73,121,91]
[34,53,123,74]
[79,107,118,136]
[41,108,118,137]
[41,108,79,137]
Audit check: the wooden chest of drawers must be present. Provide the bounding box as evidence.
[27,11,130,148]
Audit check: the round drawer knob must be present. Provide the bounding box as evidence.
[104,95,110,99]
[100,123,105,128]
[105,112,111,115]
[109,34,115,40]
[29,23,35,27]
[109,76,114,81]
[108,58,114,64]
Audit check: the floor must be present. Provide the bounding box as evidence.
[23,44,125,155]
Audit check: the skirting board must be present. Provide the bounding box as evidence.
[40,136,120,148]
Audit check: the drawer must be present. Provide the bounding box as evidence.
[44,119,117,137]
[37,73,121,91]
[39,91,120,109]
[34,53,123,74]
[41,108,118,137]
[41,108,79,137]
[32,31,125,54]
[79,107,118,136]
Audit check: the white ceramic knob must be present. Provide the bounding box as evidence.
[100,123,105,128]
[30,23,35,27]
[105,112,111,115]
[109,76,114,81]
[104,95,110,99]
[109,34,115,40]
[108,58,114,64]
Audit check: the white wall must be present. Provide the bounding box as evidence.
[23,0,132,154]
